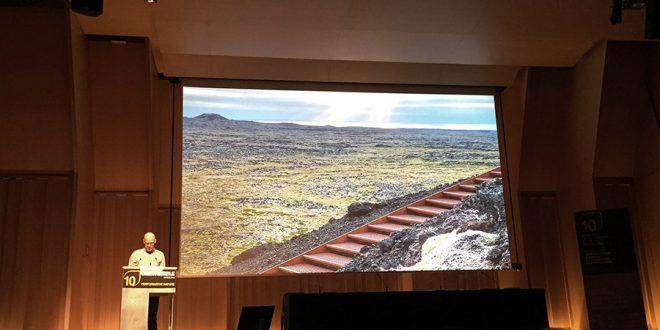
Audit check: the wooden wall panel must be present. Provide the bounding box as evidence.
[518,68,569,192]
[638,42,660,327]
[634,174,660,327]
[219,271,494,330]
[594,179,658,328]
[88,192,152,329]
[519,193,572,329]
[0,175,73,330]
[496,68,530,289]
[174,278,229,329]
[589,41,660,328]
[88,38,151,191]
[171,55,520,87]
[0,8,73,172]
[594,42,649,178]
[412,271,499,291]
[65,10,96,330]
[173,272,410,330]
[633,43,660,328]
[556,41,607,330]
[640,43,660,180]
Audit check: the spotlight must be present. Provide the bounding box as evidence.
[145,0,157,3]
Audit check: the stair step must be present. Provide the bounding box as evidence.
[387,214,430,224]
[278,263,334,274]
[264,166,502,274]
[408,205,450,216]
[443,191,474,199]
[327,242,366,255]
[347,232,390,244]
[425,198,461,208]
[459,184,477,192]
[368,223,410,233]
[303,253,353,269]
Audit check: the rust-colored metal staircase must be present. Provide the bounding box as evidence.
[262,167,502,274]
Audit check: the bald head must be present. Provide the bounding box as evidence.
[143,232,157,253]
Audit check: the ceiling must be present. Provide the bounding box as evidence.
[75,0,647,84]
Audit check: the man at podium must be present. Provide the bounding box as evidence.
[128,232,166,330]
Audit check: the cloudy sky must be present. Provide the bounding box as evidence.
[183,87,497,130]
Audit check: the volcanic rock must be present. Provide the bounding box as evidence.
[347,202,376,217]
[338,178,510,272]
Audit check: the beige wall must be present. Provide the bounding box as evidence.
[2,6,660,330]
[518,67,570,192]
[556,42,606,330]
[496,68,529,290]
[632,41,660,328]
[592,41,660,328]
[66,8,95,330]
[0,7,73,172]
[88,38,152,191]
[513,67,573,328]
[0,7,75,330]
[642,42,660,325]
[512,41,660,329]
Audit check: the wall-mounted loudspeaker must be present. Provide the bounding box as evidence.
[647,0,660,39]
[71,0,103,17]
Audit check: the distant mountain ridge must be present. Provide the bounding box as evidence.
[194,113,228,121]
[186,113,496,137]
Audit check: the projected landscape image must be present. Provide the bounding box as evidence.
[181,87,510,276]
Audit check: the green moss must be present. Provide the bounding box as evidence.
[281,226,311,242]
[181,143,500,274]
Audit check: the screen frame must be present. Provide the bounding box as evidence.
[177,78,517,278]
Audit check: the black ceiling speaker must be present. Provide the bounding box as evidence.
[647,0,660,38]
[71,0,103,17]
[611,0,624,24]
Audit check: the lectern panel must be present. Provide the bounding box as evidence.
[122,266,176,292]
[120,267,177,330]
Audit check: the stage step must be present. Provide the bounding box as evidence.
[263,167,502,274]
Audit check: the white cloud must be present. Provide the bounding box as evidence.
[183,87,495,126]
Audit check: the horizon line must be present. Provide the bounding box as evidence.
[185,116,497,131]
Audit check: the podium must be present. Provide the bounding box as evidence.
[120,266,177,330]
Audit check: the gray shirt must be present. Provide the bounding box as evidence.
[128,248,166,267]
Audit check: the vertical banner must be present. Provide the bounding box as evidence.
[574,208,647,329]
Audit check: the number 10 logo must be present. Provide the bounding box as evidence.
[123,270,141,287]
[579,212,603,233]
